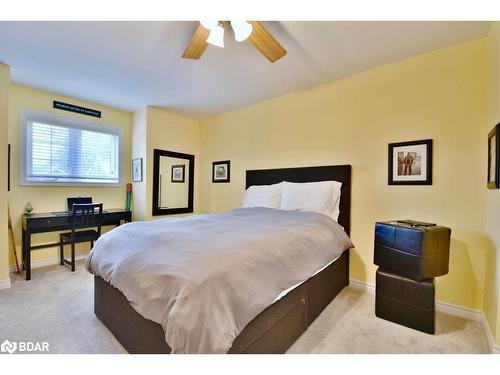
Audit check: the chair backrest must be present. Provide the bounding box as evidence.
[67,196,93,212]
[70,203,104,239]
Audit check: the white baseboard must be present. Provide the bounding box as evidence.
[349,277,499,354]
[349,278,376,294]
[9,254,87,273]
[0,279,11,290]
[481,313,500,354]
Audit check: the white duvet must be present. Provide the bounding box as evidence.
[85,207,353,353]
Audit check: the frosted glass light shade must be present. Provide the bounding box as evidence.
[231,21,253,42]
[206,25,225,48]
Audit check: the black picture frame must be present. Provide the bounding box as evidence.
[171,165,185,183]
[212,160,231,183]
[8,144,11,192]
[152,149,194,216]
[388,139,433,185]
[488,124,500,189]
[132,158,143,182]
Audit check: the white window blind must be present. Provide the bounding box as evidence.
[21,110,122,185]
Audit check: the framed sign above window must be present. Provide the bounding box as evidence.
[488,124,499,189]
[19,109,123,186]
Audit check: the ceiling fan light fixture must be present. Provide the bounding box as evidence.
[184,21,286,62]
[231,21,253,42]
[206,25,225,48]
[200,21,218,30]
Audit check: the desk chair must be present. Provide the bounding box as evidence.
[59,203,103,272]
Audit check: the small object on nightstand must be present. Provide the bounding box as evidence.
[24,202,33,215]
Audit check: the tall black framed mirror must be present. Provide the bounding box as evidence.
[152,149,194,216]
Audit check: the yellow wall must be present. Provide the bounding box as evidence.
[132,108,147,220]
[132,106,200,221]
[486,23,500,346]
[199,39,491,311]
[7,84,132,266]
[0,64,10,282]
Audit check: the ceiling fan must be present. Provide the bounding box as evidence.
[182,21,287,63]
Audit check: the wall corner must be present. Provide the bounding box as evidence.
[0,63,11,281]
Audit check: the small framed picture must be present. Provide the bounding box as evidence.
[212,160,230,183]
[171,165,185,183]
[132,158,143,182]
[388,139,433,185]
[488,124,499,189]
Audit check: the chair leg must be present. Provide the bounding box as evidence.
[59,241,64,266]
[71,243,75,272]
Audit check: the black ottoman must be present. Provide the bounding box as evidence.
[374,220,451,281]
[375,268,435,334]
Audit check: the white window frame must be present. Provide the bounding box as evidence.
[20,109,124,187]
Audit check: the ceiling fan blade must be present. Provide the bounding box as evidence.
[182,25,210,60]
[247,21,287,63]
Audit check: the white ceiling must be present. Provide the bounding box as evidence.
[0,21,490,119]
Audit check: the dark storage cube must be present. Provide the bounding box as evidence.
[374,220,451,281]
[375,268,435,334]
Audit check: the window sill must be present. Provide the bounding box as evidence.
[19,181,124,188]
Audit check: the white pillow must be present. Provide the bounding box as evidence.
[242,182,283,209]
[280,180,342,221]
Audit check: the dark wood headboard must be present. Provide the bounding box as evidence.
[246,165,352,235]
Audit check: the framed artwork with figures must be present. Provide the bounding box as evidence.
[488,124,499,189]
[388,139,433,185]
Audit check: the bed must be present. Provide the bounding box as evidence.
[90,165,352,354]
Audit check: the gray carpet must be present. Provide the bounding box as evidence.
[0,261,490,354]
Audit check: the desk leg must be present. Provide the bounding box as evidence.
[25,231,31,281]
[21,228,26,271]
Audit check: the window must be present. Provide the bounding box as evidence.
[20,110,122,186]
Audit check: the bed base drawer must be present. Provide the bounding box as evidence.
[229,284,308,353]
[230,250,349,353]
[307,250,349,324]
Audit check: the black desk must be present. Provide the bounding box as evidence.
[22,209,132,280]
